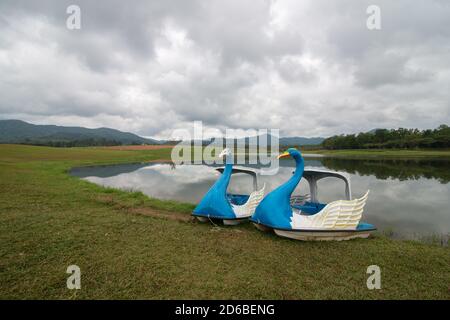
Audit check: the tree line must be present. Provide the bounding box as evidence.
[18,138,140,147]
[321,124,450,150]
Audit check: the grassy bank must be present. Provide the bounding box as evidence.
[302,148,450,158]
[0,144,448,299]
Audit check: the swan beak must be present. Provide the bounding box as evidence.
[277,151,290,159]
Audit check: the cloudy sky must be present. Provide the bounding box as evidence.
[0,0,449,139]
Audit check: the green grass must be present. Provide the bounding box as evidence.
[303,148,450,158]
[0,144,449,299]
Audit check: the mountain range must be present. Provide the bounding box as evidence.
[204,135,324,146]
[0,120,160,146]
[0,119,324,147]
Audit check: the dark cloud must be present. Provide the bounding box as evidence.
[355,50,434,88]
[0,0,448,138]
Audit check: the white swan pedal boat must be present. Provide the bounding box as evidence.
[192,149,265,225]
[250,149,376,241]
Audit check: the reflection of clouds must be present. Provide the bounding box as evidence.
[81,162,450,238]
[355,176,450,235]
[86,164,217,203]
[142,164,217,184]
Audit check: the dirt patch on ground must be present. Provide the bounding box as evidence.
[129,207,193,222]
[102,145,174,151]
[96,194,193,222]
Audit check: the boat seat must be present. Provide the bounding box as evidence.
[292,202,326,215]
[227,193,250,206]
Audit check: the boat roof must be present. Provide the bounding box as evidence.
[215,166,350,198]
[216,166,259,190]
[302,168,352,201]
[303,167,350,182]
[216,166,349,181]
[216,166,258,177]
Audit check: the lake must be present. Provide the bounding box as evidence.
[70,157,450,242]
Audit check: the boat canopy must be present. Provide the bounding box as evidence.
[216,166,258,191]
[302,168,352,202]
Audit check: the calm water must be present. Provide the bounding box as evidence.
[71,157,450,241]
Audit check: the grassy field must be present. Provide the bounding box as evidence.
[0,144,449,299]
[302,148,450,158]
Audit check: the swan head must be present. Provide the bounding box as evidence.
[218,148,232,159]
[277,148,302,160]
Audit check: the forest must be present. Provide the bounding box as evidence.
[321,125,450,150]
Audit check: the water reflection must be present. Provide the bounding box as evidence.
[71,158,450,241]
[320,158,450,183]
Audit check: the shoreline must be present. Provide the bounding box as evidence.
[302,148,450,158]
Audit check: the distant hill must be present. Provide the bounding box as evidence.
[0,120,160,147]
[233,134,324,146]
[279,136,324,146]
[180,133,324,146]
[0,119,324,147]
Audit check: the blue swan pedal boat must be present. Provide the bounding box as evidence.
[250,148,376,241]
[192,149,265,225]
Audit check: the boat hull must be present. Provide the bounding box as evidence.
[223,218,248,226]
[274,229,372,241]
[193,214,250,225]
[252,222,272,232]
[251,222,375,241]
[195,216,209,223]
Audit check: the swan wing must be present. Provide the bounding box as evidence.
[231,184,266,218]
[291,190,370,230]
